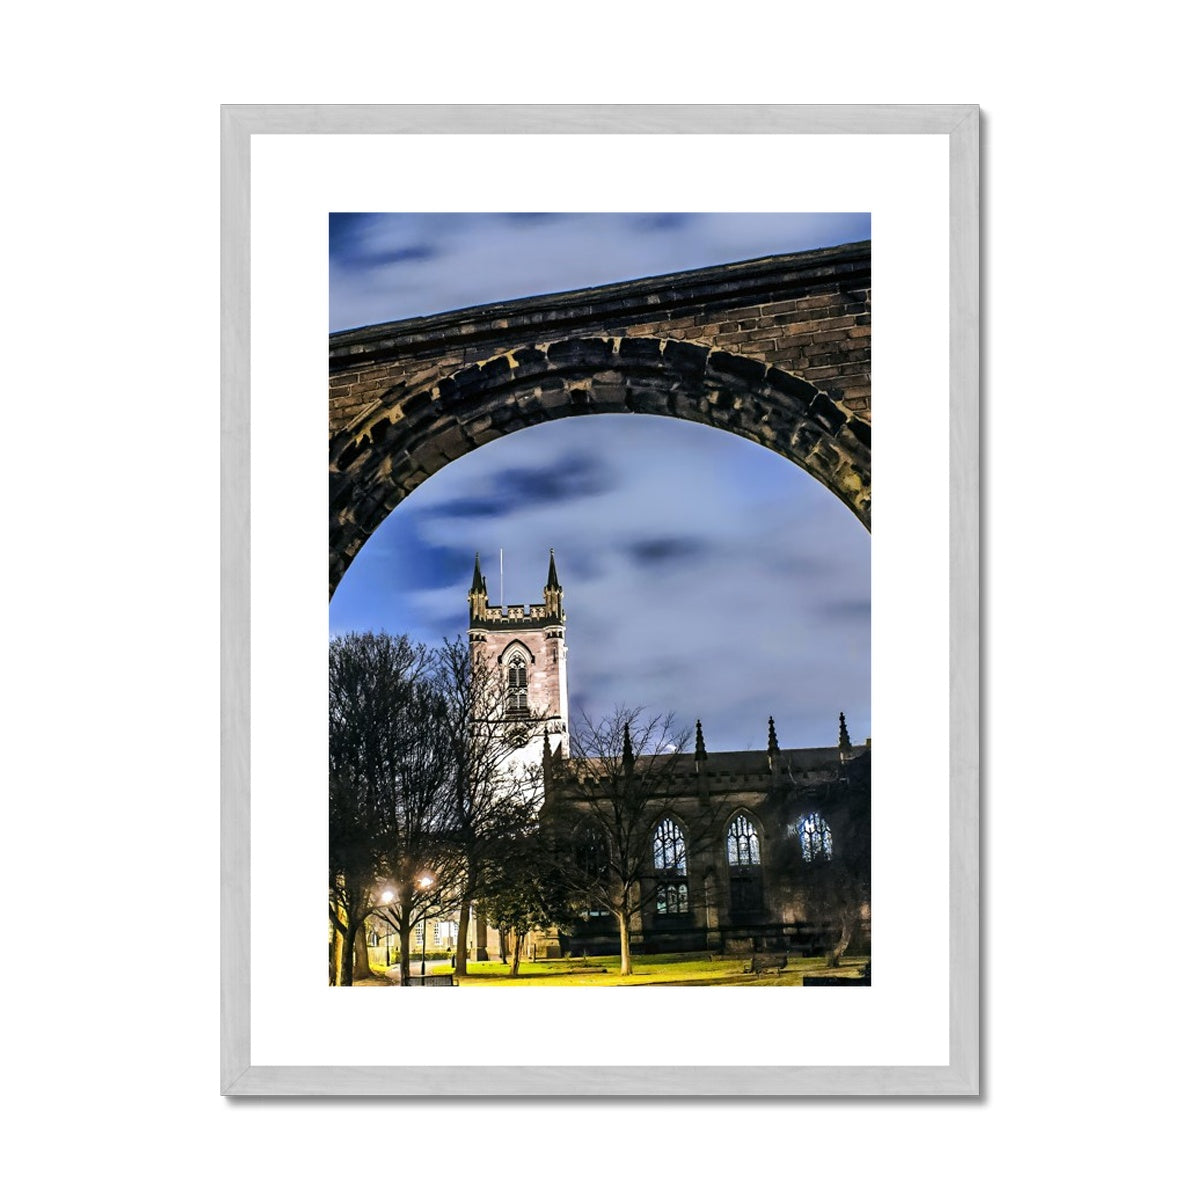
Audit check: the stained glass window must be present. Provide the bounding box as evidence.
[652,818,687,873]
[728,814,763,913]
[656,881,689,915]
[653,818,688,915]
[726,814,762,866]
[798,812,834,862]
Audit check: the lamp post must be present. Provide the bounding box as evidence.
[380,890,395,966]
[418,875,433,977]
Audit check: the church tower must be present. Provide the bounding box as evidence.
[468,550,569,772]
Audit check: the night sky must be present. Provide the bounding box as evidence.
[329,214,871,752]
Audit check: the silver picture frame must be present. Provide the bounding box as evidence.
[221,103,979,1096]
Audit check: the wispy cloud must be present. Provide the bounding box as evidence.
[329,212,870,331]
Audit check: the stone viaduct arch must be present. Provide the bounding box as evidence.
[330,240,870,596]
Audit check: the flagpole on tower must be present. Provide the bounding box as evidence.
[499,548,504,610]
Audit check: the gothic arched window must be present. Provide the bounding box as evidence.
[726,814,761,867]
[727,813,764,914]
[506,653,528,714]
[652,817,689,915]
[797,812,834,862]
[653,817,687,874]
[576,824,610,918]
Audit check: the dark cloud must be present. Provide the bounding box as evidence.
[419,495,510,521]
[353,243,439,270]
[629,212,693,232]
[329,212,440,271]
[328,212,369,263]
[421,451,614,522]
[627,536,707,567]
[498,452,612,505]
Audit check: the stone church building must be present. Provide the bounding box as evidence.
[467,551,871,961]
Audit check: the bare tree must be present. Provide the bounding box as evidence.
[434,638,544,978]
[545,706,699,976]
[329,632,560,985]
[368,666,465,986]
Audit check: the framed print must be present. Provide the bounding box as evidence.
[221,104,979,1096]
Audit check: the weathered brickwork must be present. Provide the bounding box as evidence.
[330,241,870,594]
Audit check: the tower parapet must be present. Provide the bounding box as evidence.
[468,549,565,635]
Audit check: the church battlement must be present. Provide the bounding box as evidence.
[468,548,564,630]
[470,602,564,632]
[547,717,867,800]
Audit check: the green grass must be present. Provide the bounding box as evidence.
[442,952,869,986]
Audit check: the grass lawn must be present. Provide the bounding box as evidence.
[426,951,870,986]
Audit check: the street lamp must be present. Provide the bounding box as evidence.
[418,874,433,977]
[380,890,396,966]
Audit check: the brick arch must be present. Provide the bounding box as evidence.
[329,337,869,595]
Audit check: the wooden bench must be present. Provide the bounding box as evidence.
[406,973,456,986]
[745,953,788,975]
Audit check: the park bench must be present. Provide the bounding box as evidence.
[406,973,456,986]
[745,952,788,975]
[803,962,870,986]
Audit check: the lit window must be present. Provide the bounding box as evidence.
[727,814,763,914]
[653,817,687,874]
[653,818,689,915]
[726,814,761,866]
[797,812,834,862]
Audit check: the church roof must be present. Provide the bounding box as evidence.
[563,743,862,785]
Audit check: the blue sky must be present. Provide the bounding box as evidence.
[329,214,871,752]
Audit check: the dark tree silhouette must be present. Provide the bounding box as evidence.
[433,638,544,978]
[476,828,573,976]
[328,632,431,986]
[775,748,872,966]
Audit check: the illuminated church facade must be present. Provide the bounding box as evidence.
[467,551,871,960]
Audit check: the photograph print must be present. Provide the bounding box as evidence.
[328,213,871,988]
